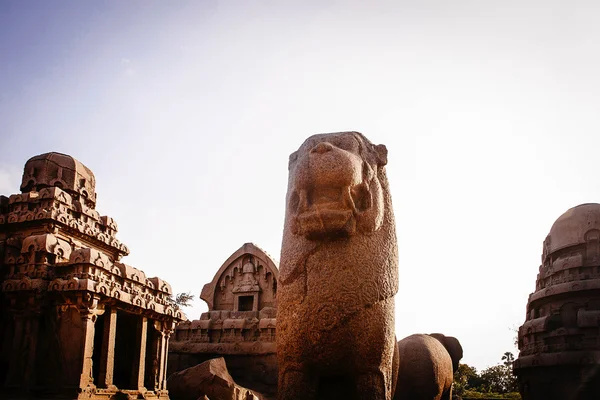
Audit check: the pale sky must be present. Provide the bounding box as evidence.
[2,0,600,371]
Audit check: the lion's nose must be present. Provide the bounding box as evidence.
[311,142,334,154]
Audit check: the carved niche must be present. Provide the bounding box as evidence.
[201,243,278,313]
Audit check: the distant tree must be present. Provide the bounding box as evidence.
[168,291,195,310]
[452,354,520,399]
[509,325,519,350]
[455,363,479,385]
[501,352,515,367]
[479,361,518,394]
[460,389,521,399]
[454,363,486,395]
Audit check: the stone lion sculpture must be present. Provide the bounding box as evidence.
[277,131,399,400]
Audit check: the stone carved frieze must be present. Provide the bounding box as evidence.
[173,243,279,356]
[3,239,175,319]
[201,243,278,313]
[20,152,97,206]
[2,186,128,257]
[22,233,72,261]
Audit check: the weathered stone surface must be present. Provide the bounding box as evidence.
[168,352,277,400]
[514,203,600,399]
[0,152,183,400]
[277,132,399,400]
[20,152,98,206]
[394,333,463,400]
[167,357,262,400]
[199,243,279,313]
[169,243,278,398]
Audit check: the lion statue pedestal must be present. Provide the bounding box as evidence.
[277,131,399,400]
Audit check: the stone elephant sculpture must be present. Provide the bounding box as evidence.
[394,333,463,400]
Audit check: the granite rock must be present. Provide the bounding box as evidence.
[277,131,399,400]
[167,357,262,400]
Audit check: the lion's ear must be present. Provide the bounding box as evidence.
[375,144,388,166]
[288,151,298,170]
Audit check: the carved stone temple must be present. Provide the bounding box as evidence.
[514,203,600,399]
[169,242,279,397]
[0,152,184,399]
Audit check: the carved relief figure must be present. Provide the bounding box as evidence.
[277,132,399,400]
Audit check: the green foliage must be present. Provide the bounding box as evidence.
[454,363,485,395]
[479,364,518,393]
[461,389,521,399]
[453,352,520,400]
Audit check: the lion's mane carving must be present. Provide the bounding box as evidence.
[277,131,399,400]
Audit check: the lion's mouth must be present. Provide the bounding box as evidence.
[290,184,371,239]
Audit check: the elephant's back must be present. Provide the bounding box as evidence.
[395,334,453,400]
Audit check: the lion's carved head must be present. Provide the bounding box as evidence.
[286,131,388,240]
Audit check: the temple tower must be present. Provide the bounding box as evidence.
[0,152,183,400]
[514,203,600,399]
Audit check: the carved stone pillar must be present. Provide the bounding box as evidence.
[161,329,172,390]
[5,311,25,388]
[4,307,41,391]
[98,308,117,389]
[145,320,161,392]
[133,316,148,391]
[157,330,167,391]
[76,293,104,393]
[78,311,98,391]
[153,321,172,391]
[22,312,40,390]
[162,334,171,390]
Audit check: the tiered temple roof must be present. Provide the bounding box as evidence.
[0,152,183,400]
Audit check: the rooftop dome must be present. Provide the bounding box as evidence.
[515,203,600,393]
[20,152,97,207]
[545,203,600,256]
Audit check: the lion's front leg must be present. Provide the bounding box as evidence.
[355,369,387,400]
[278,366,316,400]
[350,298,396,400]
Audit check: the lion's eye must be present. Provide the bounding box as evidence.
[334,136,359,153]
[331,137,345,149]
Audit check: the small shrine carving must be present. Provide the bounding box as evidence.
[169,243,279,398]
[171,243,278,353]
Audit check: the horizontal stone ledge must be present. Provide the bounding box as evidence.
[528,278,600,303]
[169,341,276,355]
[514,350,600,369]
